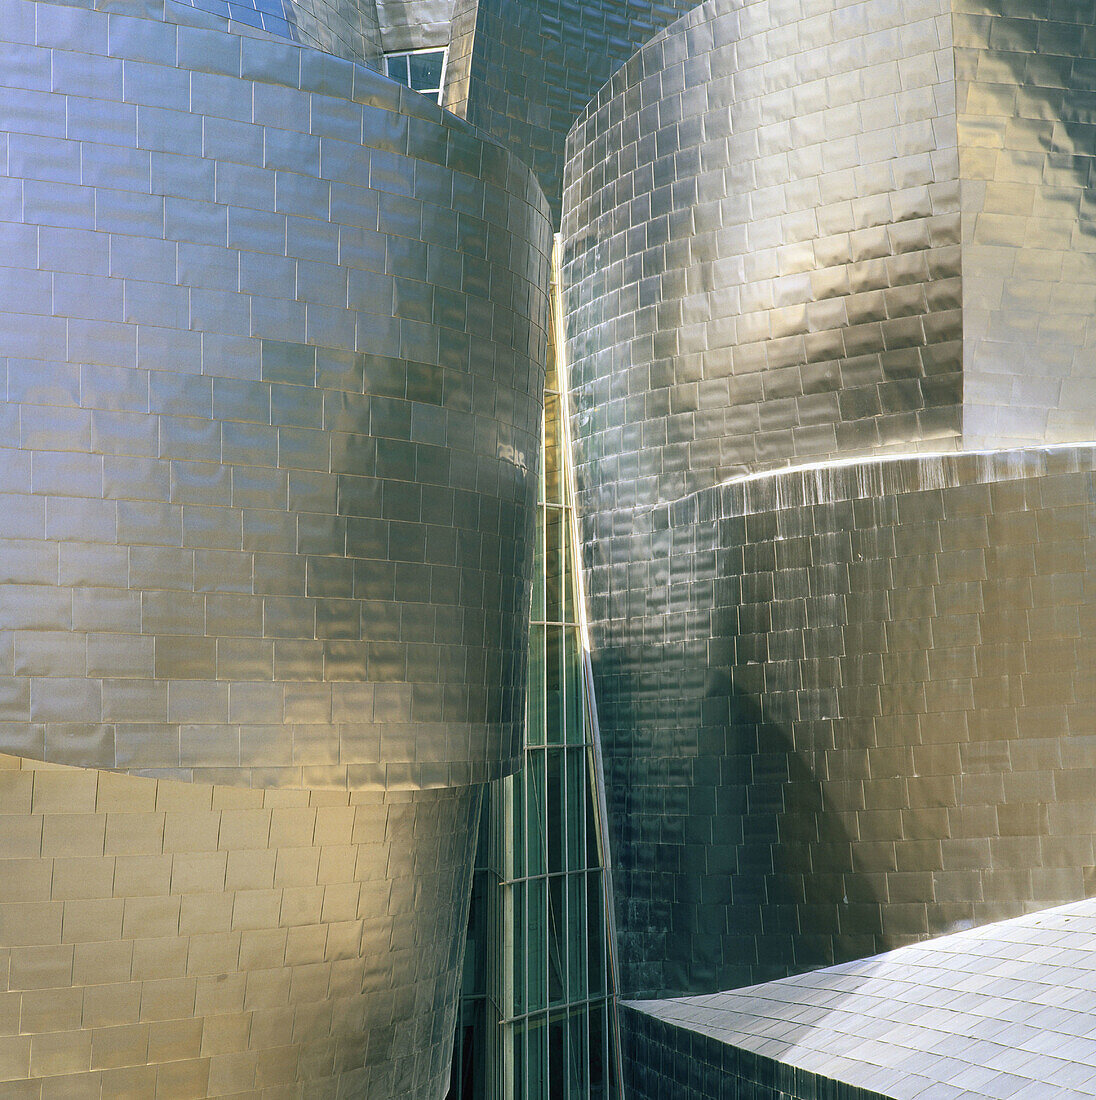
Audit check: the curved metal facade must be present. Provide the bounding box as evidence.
[563,0,964,512]
[561,0,1096,1002]
[0,0,551,793]
[0,753,480,1096]
[0,0,550,1094]
[443,0,702,223]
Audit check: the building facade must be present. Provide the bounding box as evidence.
[0,0,549,1093]
[4,0,1096,1097]
[563,0,1096,1000]
[557,0,1096,1093]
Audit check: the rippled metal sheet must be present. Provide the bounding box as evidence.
[588,446,1096,999]
[0,753,479,1097]
[374,0,456,51]
[0,0,551,791]
[562,0,1096,1003]
[443,0,702,224]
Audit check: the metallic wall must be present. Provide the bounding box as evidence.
[0,0,551,1093]
[171,0,384,68]
[586,446,1096,996]
[443,0,702,224]
[560,0,1096,1001]
[0,752,479,1097]
[0,0,551,793]
[563,0,1096,517]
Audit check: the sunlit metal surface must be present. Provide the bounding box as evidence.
[0,0,551,793]
[0,753,479,1096]
[563,0,964,511]
[955,3,1096,446]
[560,0,1096,1010]
[0,0,549,1092]
[171,0,384,67]
[563,0,1096,500]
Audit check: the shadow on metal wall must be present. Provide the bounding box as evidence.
[598,645,884,998]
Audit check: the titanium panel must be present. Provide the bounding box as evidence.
[955,4,1096,445]
[375,0,456,51]
[563,0,1096,512]
[626,897,1096,1099]
[585,445,1096,998]
[0,0,552,791]
[0,753,478,1098]
[443,0,703,225]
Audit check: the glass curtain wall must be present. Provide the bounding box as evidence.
[447,271,617,1100]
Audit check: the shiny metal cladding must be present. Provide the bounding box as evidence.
[561,0,1096,1002]
[0,0,550,1092]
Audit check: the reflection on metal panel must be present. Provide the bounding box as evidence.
[443,0,702,224]
[560,0,1096,1007]
[562,0,1096,510]
[170,0,385,67]
[0,0,549,1090]
[0,753,479,1097]
[0,0,551,792]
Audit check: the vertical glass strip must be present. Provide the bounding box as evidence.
[447,237,618,1100]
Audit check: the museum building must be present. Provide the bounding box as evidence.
[1,0,1096,1098]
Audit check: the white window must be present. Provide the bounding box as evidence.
[384,48,447,104]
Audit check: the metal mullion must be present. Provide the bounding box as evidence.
[498,992,614,1029]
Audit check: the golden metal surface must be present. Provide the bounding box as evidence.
[560,0,1096,1002]
[0,753,479,1097]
